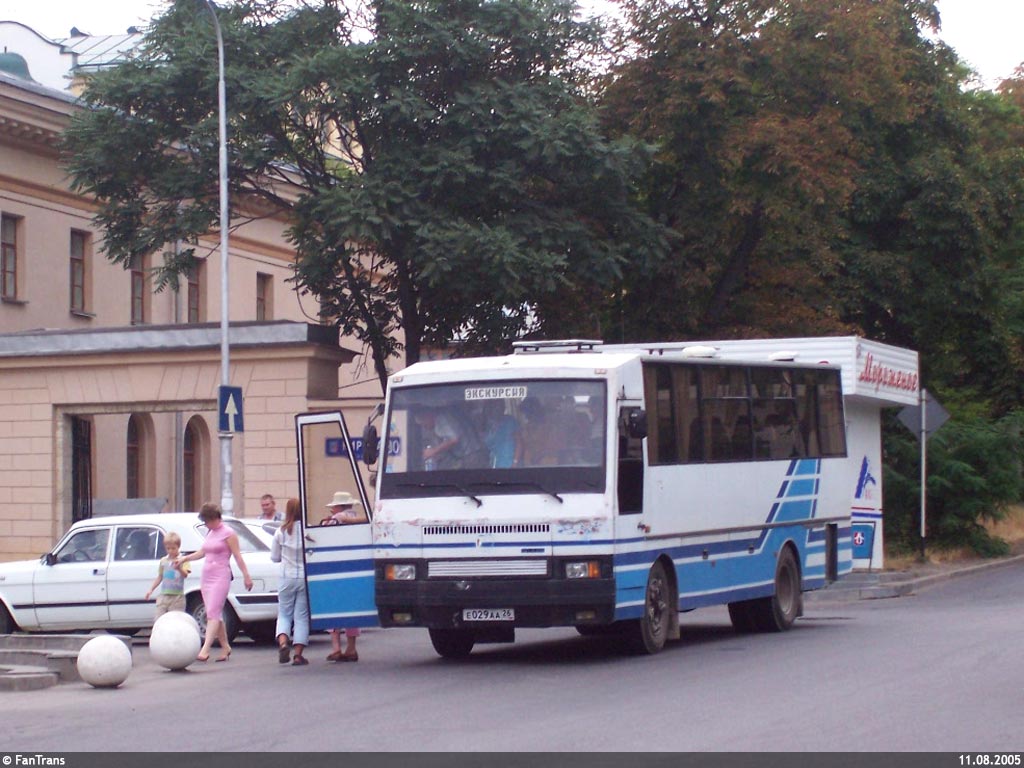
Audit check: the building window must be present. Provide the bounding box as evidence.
[126,415,141,498]
[256,273,272,321]
[183,421,197,512]
[130,255,147,325]
[70,230,89,313]
[1,214,18,301]
[186,261,202,323]
[183,417,208,513]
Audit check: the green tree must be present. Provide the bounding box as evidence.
[884,412,1023,556]
[64,0,665,391]
[601,0,1024,555]
[600,0,945,340]
[839,74,1024,415]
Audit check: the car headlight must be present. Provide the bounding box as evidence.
[565,561,601,579]
[385,563,416,581]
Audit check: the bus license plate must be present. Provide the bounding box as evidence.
[463,608,514,621]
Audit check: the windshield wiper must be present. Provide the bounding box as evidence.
[470,480,564,504]
[397,482,482,508]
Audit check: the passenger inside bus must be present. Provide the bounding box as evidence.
[414,408,460,470]
[414,406,488,470]
[481,401,523,468]
[520,397,554,466]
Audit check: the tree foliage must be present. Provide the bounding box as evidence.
[600,0,946,339]
[599,1,1024,367]
[601,0,1024,553]
[884,412,1023,556]
[62,0,1024,553]
[64,0,666,391]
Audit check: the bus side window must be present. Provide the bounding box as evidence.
[617,410,644,514]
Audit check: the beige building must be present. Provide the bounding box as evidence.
[0,24,384,561]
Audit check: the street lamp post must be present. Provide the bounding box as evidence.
[201,0,234,515]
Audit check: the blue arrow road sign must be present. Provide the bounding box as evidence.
[218,386,244,433]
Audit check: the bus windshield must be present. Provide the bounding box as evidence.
[380,379,607,500]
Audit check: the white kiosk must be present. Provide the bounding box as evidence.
[680,336,919,570]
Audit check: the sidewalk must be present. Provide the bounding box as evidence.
[805,552,1024,603]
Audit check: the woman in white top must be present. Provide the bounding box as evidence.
[271,498,310,666]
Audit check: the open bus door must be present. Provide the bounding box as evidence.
[295,411,378,632]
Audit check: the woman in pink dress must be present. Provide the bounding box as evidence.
[175,502,253,662]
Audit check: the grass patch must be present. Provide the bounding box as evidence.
[884,504,1024,568]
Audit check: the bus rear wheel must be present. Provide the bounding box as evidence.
[751,547,802,632]
[624,560,671,655]
[429,628,475,659]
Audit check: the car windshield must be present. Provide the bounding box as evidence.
[380,378,606,501]
[196,520,268,553]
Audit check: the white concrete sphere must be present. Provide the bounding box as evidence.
[153,609,201,637]
[76,635,133,688]
[150,612,202,670]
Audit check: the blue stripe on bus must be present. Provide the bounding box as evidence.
[786,478,817,497]
[610,483,852,620]
[310,544,384,554]
[307,573,379,630]
[790,461,818,478]
[306,558,374,577]
[611,538,855,617]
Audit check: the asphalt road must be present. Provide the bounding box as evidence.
[6,562,1023,752]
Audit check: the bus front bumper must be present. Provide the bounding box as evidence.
[375,576,617,629]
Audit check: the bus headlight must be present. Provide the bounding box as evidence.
[385,563,417,581]
[565,561,601,579]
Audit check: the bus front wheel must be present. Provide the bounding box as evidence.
[429,628,475,659]
[624,560,671,655]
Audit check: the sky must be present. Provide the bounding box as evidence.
[1,0,1022,87]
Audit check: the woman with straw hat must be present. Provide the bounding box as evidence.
[320,490,367,526]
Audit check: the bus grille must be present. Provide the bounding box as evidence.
[428,559,549,577]
[422,523,550,536]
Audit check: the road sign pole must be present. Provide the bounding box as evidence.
[200,0,233,516]
[919,387,927,560]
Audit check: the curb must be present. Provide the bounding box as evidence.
[0,664,60,692]
[807,552,1024,603]
[865,552,1024,598]
[0,633,133,691]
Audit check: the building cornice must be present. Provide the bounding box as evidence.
[0,320,355,361]
[0,75,74,152]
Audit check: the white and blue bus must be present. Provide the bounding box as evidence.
[295,337,917,657]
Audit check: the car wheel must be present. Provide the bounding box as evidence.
[188,596,208,636]
[0,603,17,634]
[187,597,240,643]
[244,620,277,645]
[108,628,145,637]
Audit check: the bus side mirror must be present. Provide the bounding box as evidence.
[627,409,647,439]
[362,424,379,466]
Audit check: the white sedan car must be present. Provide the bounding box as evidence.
[241,518,280,548]
[0,513,279,642]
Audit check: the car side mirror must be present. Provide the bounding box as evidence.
[44,552,57,566]
[626,409,647,439]
[362,424,380,466]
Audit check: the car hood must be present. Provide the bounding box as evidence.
[0,557,46,583]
